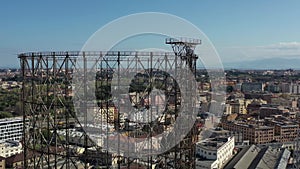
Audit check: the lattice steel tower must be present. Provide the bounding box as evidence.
[161,38,201,168]
[20,38,201,169]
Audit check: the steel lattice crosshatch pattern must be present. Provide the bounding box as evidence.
[20,39,200,169]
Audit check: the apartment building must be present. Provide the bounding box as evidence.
[222,119,300,144]
[222,122,274,144]
[0,141,22,158]
[241,82,264,93]
[0,156,5,169]
[274,124,299,143]
[0,117,23,142]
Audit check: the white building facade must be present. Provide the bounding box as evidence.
[196,136,235,169]
[0,141,23,158]
[0,117,23,142]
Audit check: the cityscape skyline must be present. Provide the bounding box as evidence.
[1,2,300,168]
[1,1,300,68]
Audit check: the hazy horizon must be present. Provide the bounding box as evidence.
[1,1,300,68]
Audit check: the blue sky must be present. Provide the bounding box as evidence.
[1,1,300,67]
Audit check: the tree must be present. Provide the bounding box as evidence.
[0,111,13,119]
[226,85,234,93]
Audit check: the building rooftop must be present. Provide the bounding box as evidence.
[0,117,23,124]
[197,137,232,150]
[232,121,274,130]
[224,145,290,169]
[0,140,21,147]
[249,146,290,169]
[5,153,24,164]
[196,159,216,166]
[224,145,260,169]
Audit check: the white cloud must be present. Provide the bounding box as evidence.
[220,42,300,63]
[261,42,300,50]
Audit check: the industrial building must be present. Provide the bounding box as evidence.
[224,145,290,169]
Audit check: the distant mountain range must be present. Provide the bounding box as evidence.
[1,57,300,70]
[223,57,300,70]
